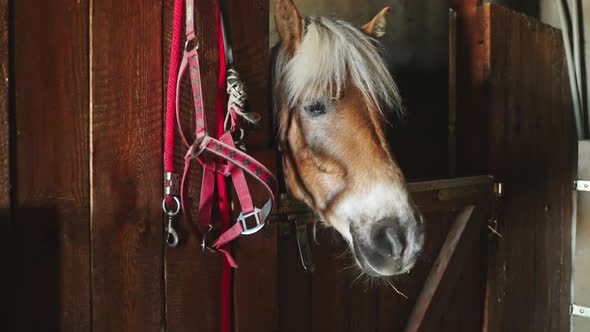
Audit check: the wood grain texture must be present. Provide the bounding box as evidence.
[163,1,224,331]
[229,1,277,331]
[452,4,575,332]
[90,1,164,331]
[278,222,312,332]
[0,0,8,209]
[13,0,91,330]
[310,228,349,332]
[487,6,574,332]
[0,0,9,323]
[233,152,278,332]
[448,0,491,177]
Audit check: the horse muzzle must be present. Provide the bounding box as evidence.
[351,214,424,276]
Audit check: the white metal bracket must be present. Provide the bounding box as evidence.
[571,304,590,318]
[575,180,590,192]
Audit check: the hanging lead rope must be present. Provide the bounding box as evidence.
[215,4,232,332]
[162,0,184,247]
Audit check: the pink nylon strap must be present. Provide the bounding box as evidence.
[182,135,277,267]
[173,0,277,268]
[175,52,277,267]
[185,0,196,41]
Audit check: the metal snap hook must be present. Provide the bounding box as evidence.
[162,196,181,247]
[162,196,181,217]
[166,225,179,247]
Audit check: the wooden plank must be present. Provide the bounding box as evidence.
[278,222,312,332]
[163,1,223,331]
[376,209,455,332]
[229,0,272,150]
[12,1,91,331]
[449,9,457,178]
[0,5,9,321]
[0,0,8,209]
[229,1,278,331]
[404,205,474,332]
[348,277,377,332]
[310,228,350,332]
[233,151,278,332]
[448,0,491,177]
[90,1,163,331]
[452,4,575,332]
[405,199,491,332]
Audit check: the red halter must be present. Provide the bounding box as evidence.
[163,0,277,267]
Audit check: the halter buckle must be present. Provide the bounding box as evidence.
[184,38,200,52]
[238,207,264,235]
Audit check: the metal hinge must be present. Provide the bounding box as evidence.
[575,180,590,192]
[571,304,590,318]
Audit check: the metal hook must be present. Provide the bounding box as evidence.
[166,219,179,247]
[199,224,213,252]
[163,196,181,247]
[295,218,316,273]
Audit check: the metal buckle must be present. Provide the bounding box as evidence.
[184,38,200,52]
[239,207,264,235]
[185,135,208,160]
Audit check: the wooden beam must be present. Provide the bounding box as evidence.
[404,199,491,332]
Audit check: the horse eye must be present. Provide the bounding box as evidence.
[304,102,326,116]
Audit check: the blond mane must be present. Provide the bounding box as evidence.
[273,16,402,115]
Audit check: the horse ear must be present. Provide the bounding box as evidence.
[361,7,391,38]
[275,0,303,56]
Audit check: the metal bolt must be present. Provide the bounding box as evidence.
[581,309,585,314]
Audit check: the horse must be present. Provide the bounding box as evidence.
[272,0,424,277]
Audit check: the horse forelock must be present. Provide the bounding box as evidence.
[272,16,403,116]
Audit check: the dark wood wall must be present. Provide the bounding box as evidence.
[3,1,272,331]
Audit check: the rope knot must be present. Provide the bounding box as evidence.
[225,68,261,132]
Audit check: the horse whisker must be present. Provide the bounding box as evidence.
[351,271,364,286]
[386,279,408,299]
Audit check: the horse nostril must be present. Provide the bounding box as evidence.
[372,220,405,259]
